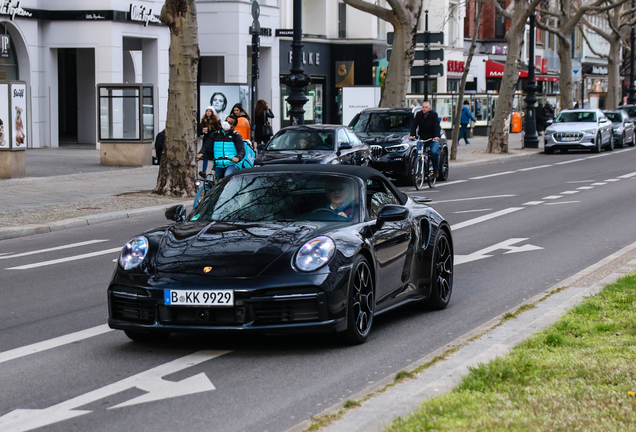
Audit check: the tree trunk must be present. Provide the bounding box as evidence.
[380,20,418,107]
[153,0,199,198]
[557,39,574,110]
[451,0,483,160]
[487,15,525,154]
[607,38,620,108]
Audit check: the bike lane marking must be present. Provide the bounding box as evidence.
[0,240,109,260]
[5,247,122,270]
[0,350,230,432]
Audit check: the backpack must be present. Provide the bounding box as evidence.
[236,140,256,169]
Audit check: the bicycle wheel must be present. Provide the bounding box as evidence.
[426,157,436,188]
[414,154,426,190]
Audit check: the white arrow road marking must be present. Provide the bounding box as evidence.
[450,207,524,231]
[0,240,109,260]
[6,247,122,270]
[0,350,229,432]
[455,238,543,265]
[0,325,112,365]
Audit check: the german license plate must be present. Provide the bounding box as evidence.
[164,289,234,307]
[560,137,577,142]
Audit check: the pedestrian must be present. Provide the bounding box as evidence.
[457,100,477,145]
[409,101,441,178]
[154,129,165,165]
[230,103,251,141]
[544,101,555,122]
[196,116,245,179]
[198,107,221,177]
[254,99,275,146]
[535,102,546,135]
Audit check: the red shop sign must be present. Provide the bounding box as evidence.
[447,60,465,73]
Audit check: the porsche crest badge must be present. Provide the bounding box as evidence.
[203,267,213,273]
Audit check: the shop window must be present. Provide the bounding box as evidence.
[0,24,19,80]
[200,56,225,84]
[280,81,323,127]
[486,78,501,92]
[338,2,347,38]
[411,79,437,94]
[447,80,459,93]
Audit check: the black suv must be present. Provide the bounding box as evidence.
[349,108,449,184]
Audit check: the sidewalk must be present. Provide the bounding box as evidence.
[0,133,539,240]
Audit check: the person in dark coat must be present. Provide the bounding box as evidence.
[535,102,546,135]
[409,101,441,178]
[154,129,165,165]
[544,102,555,122]
[254,99,275,146]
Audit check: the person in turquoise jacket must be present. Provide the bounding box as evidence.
[458,100,477,145]
[197,116,245,179]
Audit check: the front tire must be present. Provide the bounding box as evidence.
[427,232,453,310]
[606,133,614,151]
[592,133,602,153]
[340,256,374,345]
[545,147,554,154]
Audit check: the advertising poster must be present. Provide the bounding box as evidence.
[11,83,27,149]
[200,85,249,120]
[0,83,8,149]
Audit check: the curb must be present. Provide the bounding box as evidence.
[0,202,190,241]
[450,148,543,167]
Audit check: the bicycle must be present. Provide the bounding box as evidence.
[412,138,436,190]
[193,156,232,209]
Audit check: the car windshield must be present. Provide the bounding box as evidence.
[555,111,597,123]
[350,112,412,133]
[190,173,360,223]
[266,130,334,151]
[604,112,623,123]
[618,106,636,118]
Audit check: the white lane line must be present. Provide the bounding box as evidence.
[591,182,607,186]
[453,209,492,214]
[560,191,580,195]
[450,207,524,231]
[0,324,113,365]
[435,179,468,187]
[556,158,587,165]
[517,164,552,172]
[0,240,109,261]
[469,171,515,180]
[545,201,580,205]
[617,171,636,179]
[542,195,562,200]
[586,153,611,159]
[6,247,122,270]
[604,179,620,182]
[577,186,594,190]
[430,194,516,204]
[567,180,594,183]
[523,201,544,206]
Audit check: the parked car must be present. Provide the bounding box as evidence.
[255,125,370,166]
[603,110,635,148]
[108,165,454,345]
[348,108,449,184]
[617,104,636,120]
[544,109,614,154]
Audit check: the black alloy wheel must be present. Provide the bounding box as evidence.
[125,330,171,343]
[607,133,614,151]
[630,132,636,146]
[427,232,453,310]
[438,149,449,182]
[592,133,602,153]
[618,133,625,148]
[340,256,374,345]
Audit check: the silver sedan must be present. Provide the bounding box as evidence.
[544,109,614,154]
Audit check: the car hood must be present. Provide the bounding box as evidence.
[356,133,407,146]
[154,220,322,277]
[548,122,597,132]
[257,150,331,165]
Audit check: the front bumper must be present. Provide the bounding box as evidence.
[544,132,596,150]
[369,151,410,178]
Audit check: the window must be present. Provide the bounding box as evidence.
[447,80,459,93]
[495,1,506,39]
[448,4,457,47]
[338,2,347,38]
[366,178,401,219]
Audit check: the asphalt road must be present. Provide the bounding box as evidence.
[1,147,635,432]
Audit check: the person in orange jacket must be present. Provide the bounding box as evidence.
[230,103,251,141]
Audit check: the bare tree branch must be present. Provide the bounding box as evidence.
[342,0,394,22]
[581,26,611,58]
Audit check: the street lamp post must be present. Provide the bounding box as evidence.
[284,0,311,125]
[524,13,539,148]
[628,0,636,104]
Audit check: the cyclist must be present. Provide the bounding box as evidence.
[409,101,441,178]
[196,116,245,179]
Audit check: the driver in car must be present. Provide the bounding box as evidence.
[325,181,354,219]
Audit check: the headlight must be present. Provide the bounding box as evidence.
[614,127,623,133]
[119,236,149,270]
[582,128,597,134]
[294,236,335,272]
[385,143,409,153]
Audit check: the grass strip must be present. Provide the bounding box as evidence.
[385,272,636,432]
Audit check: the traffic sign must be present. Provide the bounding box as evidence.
[387,31,444,45]
[251,0,260,19]
[387,48,444,62]
[411,65,444,77]
[572,59,582,82]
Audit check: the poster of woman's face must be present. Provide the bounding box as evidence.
[200,85,249,120]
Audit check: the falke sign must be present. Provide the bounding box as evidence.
[0,0,32,20]
[447,60,465,73]
[129,4,161,26]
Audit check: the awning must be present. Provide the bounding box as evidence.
[535,74,559,82]
[486,60,528,78]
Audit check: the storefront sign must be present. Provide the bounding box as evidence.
[592,66,608,75]
[129,4,161,26]
[0,34,10,58]
[486,60,528,78]
[11,83,26,148]
[0,0,32,19]
[276,29,293,37]
[447,60,465,73]
[541,58,548,74]
[288,50,321,66]
[492,46,507,55]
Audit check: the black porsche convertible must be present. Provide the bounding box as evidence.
[108,165,454,345]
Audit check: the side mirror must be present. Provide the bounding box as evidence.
[339,142,352,150]
[257,143,266,151]
[376,205,409,229]
[165,205,187,223]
